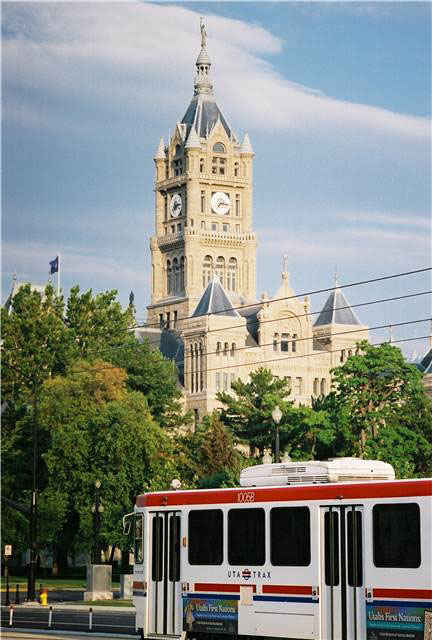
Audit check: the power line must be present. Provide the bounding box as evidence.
[137,266,431,330]
[5,320,428,381]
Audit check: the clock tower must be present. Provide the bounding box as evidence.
[147,21,257,329]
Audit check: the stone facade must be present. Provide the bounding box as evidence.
[143,26,370,421]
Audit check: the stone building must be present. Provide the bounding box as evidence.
[137,26,369,421]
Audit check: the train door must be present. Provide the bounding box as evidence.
[147,511,182,636]
[320,505,365,640]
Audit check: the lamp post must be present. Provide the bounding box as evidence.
[91,480,104,564]
[272,405,283,464]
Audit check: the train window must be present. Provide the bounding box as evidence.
[134,514,144,564]
[373,503,421,568]
[347,510,363,586]
[270,507,310,566]
[169,515,181,581]
[228,508,265,565]
[152,516,164,581]
[324,511,339,586]
[188,510,223,565]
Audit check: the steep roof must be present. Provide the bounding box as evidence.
[192,276,240,318]
[418,347,432,374]
[313,287,362,327]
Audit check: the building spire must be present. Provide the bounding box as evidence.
[194,18,213,96]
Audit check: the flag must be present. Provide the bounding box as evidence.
[49,256,59,274]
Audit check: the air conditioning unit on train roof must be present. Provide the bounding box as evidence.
[240,457,395,487]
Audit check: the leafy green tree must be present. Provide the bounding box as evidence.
[111,339,189,429]
[40,360,178,562]
[217,368,294,455]
[330,340,426,454]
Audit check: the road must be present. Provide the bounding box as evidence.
[0,605,137,637]
[2,632,133,640]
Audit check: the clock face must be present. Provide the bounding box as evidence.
[211,191,231,215]
[170,193,182,218]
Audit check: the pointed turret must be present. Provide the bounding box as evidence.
[240,132,254,155]
[153,137,165,160]
[180,19,236,141]
[192,276,240,318]
[313,281,362,327]
[185,125,201,150]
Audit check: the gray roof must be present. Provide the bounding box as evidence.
[192,277,240,318]
[313,287,362,327]
[238,304,262,346]
[181,95,234,140]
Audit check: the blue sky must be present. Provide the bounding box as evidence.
[2,1,431,358]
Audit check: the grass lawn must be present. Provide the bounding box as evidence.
[65,599,133,607]
[0,576,120,590]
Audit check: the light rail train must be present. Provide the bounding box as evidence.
[127,458,432,640]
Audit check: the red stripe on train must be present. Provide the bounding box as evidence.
[262,585,314,595]
[137,479,432,507]
[133,581,145,589]
[373,588,432,599]
[194,583,256,593]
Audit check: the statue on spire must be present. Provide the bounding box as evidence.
[200,17,207,48]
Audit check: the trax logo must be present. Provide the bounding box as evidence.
[227,569,272,580]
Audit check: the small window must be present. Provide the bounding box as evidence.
[169,515,181,582]
[189,510,223,565]
[373,503,421,568]
[152,516,164,581]
[223,224,229,233]
[281,333,289,352]
[228,508,265,565]
[230,343,235,357]
[230,373,235,387]
[213,142,226,153]
[201,191,205,213]
[177,223,182,232]
[235,195,240,216]
[216,372,221,391]
[347,510,363,587]
[211,223,218,231]
[223,372,228,390]
[201,220,206,230]
[324,511,339,586]
[236,224,240,233]
[134,514,144,564]
[271,507,310,566]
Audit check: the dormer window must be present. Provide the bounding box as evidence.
[213,142,226,153]
[175,144,181,156]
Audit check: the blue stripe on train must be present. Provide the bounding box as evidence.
[372,600,432,608]
[253,595,318,604]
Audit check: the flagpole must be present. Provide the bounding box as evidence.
[57,254,61,294]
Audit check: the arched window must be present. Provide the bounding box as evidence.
[340,349,345,363]
[180,256,185,290]
[320,378,327,395]
[199,343,204,391]
[213,142,226,153]
[227,258,237,291]
[231,343,236,357]
[292,334,298,352]
[223,342,229,356]
[173,258,179,292]
[203,255,213,287]
[167,260,172,294]
[216,342,221,355]
[313,378,319,395]
[281,333,290,352]
[190,345,194,392]
[234,162,239,177]
[200,158,205,173]
[348,349,352,357]
[215,256,225,286]
[273,333,279,352]
[194,344,199,394]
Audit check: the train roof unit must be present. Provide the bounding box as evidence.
[240,457,395,487]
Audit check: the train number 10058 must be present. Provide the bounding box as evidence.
[237,491,255,503]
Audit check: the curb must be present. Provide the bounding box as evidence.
[1,627,137,638]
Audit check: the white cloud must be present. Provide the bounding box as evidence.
[2,241,148,289]
[335,211,431,230]
[2,2,430,144]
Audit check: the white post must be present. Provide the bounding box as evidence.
[57,254,61,294]
[48,606,53,628]
[89,607,93,631]
[9,605,14,626]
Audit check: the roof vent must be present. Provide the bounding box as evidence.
[240,458,395,487]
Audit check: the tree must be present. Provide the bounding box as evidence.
[40,360,178,563]
[330,340,427,454]
[111,339,189,429]
[217,368,294,455]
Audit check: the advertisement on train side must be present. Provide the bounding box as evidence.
[366,603,429,640]
[183,596,238,635]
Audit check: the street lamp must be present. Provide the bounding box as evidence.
[272,405,283,464]
[91,480,104,564]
